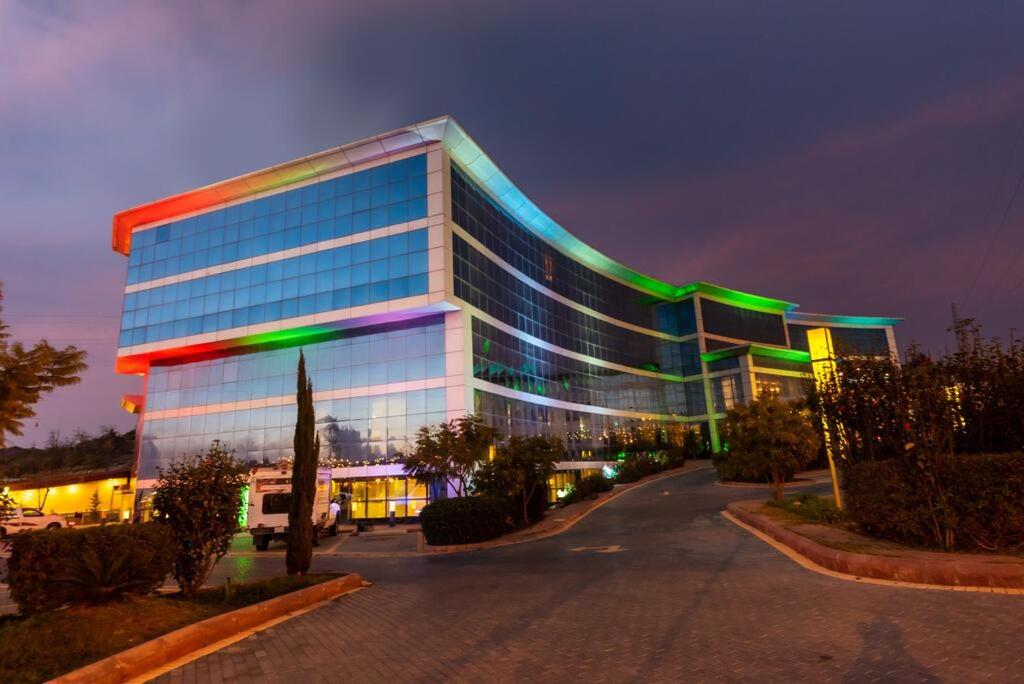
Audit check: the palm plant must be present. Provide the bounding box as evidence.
[55,546,166,604]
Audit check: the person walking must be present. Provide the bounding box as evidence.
[328,498,341,536]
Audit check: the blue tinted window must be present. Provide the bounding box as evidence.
[119,229,430,347]
[126,155,429,285]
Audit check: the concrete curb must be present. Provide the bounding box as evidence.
[49,573,366,684]
[422,464,710,555]
[726,501,1024,589]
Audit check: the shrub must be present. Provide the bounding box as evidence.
[843,453,1024,552]
[473,436,562,525]
[419,495,512,546]
[560,473,614,505]
[614,452,667,483]
[665,446,688,468]
[580,473,615,495]
[717,398,820,499]
[151,441,249,596]
[0,487,14,523]
[6,523,172,615]
[766,493,845,524]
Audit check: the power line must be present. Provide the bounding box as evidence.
[966,125,1024,313]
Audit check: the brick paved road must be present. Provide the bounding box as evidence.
[159,467,1024,683]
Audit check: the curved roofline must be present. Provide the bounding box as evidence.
[111,116,820,312]
[786,311,902,327]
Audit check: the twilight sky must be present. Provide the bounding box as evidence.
[2,1,1024,445]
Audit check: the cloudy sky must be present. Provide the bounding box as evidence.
[2,1,1024,445]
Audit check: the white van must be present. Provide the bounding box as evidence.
[247,466,334,551]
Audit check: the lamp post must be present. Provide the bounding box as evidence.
[807,328,844,510]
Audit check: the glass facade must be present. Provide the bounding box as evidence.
[471,318,705,416]
[139,385,445,479]
[788,323,890,357]
[145,318,446,411]
[127,155,427,285]
[120,229,429,347]
[347,477,429,520]
[452,165,669,329]
[454,236,702,374]
[711,374,745,413]
[136,318,446,479]
[755,373,808,402]
[474,390,687,461]
[700,298,788,346]
[115,120,898,518]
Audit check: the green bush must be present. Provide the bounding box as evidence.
[614,452,668,483]
[560,473,614,505]
[712,448,802,484]
[717,398,820,500]
[766,493,845,524]
[6,523,172,615]
[151,442,248,595]
[843,453,1024,552]
[419,495,512,546]
[665,446,688,468]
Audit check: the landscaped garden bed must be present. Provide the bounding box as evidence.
[728,497,1024,588]
[0,574,341,683]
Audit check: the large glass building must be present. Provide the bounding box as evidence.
[112,116,899,518]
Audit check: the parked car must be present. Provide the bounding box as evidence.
[0,507,67,538]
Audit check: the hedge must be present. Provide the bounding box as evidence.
[561,473,614,505]
[843,453,1024,553]
[615,451,671,483]
[6,523,173,615]
[419,495,512,546]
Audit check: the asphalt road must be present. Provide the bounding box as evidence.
[157,466,1024,683]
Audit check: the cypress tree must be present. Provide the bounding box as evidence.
[287,350,319,575]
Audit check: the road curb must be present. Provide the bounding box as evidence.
[50,573,367,684]
[726,501,1024,590]
[422,464,710,555]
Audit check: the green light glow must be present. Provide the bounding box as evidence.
[238,484,249,528]
[113,116,889,325]
[241,325,338,349]
[701,345,811,364]
[684,282,795,312]
[787,313,902,326]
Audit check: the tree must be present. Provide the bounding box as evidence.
[86,490,102,524]
[475,436,562,525]
[287,350,319,576]
[403,414,497,497]
[151,441,248,596]
[0,283,88,447]
[0,486,15,522]
[718,398,821,501]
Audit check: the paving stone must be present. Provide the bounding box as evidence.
[156,468,1024,683]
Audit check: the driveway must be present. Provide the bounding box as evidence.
[155,466,1024,682]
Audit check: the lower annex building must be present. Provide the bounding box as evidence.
[111,116,899,519]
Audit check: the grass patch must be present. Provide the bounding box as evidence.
[0,573,339,684]
[765,493,845,524]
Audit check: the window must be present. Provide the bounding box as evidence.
[120,229,430,346]
[700,299,787,346]
[126,155,428,285]
[348,477,427,519]
[451,164,665,329]
[261,493,290,514]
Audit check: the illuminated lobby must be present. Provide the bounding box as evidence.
[112,116,899,518]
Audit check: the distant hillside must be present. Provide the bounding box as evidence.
[0,428,135,480]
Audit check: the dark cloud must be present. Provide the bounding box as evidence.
[2,0,1023,443]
